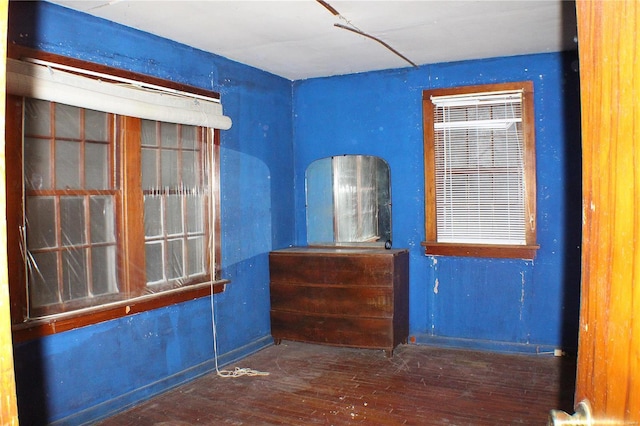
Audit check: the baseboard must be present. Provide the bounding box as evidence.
[410,333,564,356]
[52,335,274,426]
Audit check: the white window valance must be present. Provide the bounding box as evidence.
[6,58,232,130]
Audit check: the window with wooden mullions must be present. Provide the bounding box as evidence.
[141,120,210,290]
[22,99,118,315]
[6,96,223,337]
[422,82,539,259]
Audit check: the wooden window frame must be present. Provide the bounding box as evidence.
[6,46,227,343]
[421,81,539,260]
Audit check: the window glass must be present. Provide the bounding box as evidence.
[187,236,205,276]
[60,196,86,246]
[55,140,82,189]
[54,103,81,140]
[167,238,184,280]
[29,252,59,307]
[161,149,179,187]
[90,196,115,244]
[85,142,109,189]
[24,98,51,136]
[145,241,164,284]
[144,196,163,238]
[91,245,117,295]
[24,138,51,190]
[84,109,108,141]
[62,248,89,300]
[26,196,57,249]
[141,148,158,188]
[166,195,184,235]
[161,122,178,148]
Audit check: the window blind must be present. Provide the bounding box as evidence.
[431,90,526,245]
[6,58,232,130]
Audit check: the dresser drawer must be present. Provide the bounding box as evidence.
[270,311,393,348]
[270,284,394,317]
[269,251,395,286]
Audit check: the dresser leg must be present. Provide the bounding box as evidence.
[385,348,394,358]
[273,338,282,345]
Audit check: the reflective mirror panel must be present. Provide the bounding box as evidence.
[306,155,391,246]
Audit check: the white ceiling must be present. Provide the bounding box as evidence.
[46,0,578,81]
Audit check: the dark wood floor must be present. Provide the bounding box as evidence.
[96,341,576,425]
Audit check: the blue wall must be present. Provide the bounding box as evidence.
[8,1,582,424]
[293,53,582,354]
[9,2,295,424]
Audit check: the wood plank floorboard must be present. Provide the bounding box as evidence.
[95,341,576,425]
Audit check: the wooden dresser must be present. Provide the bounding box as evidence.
[269,247,409,356]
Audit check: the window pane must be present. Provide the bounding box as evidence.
[91,245,117,295]
[84,109,108,141]
[145,241,164,283]
[90,196,115,244]
[166,195,183,235]
[24,99,51,137]
[186,195,203,234]
[62,248,88,300]
[29,252,59,307]
[56,140,81,189]
[85,142,109,189]
[141,120,157,147]
[187,236,205,276]
[182,151,198,187]
[160,122,178,148]
[166,238,184,280]
[142,148,158,189]
[24,137,52,190]
[55,103,81,140]
[144,196,163,237]
[181,126,197,149]
[161,149,179,187]
[26,197,57,249]
[60,196,86,246]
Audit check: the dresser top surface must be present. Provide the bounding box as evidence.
[271,247,408,256]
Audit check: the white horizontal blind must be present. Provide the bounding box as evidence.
[431,90,526,245]
[6,58,232,130]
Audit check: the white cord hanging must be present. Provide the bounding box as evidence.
[207,128,268,378]
[209,281,270,378]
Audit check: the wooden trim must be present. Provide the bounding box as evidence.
[119,116,147,296]
[520,82,537,246]
[212,129,222,280]
[11,279,229,343]
[4,95,27,324]
[7,44,221,101]
[422,92,437,242]
[575,0,640,421]
[422,81,538,259]
[422,81,532,99]
[421,242,539,260]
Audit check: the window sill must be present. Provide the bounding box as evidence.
[11,279,229,343]
[421,242,539,260]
